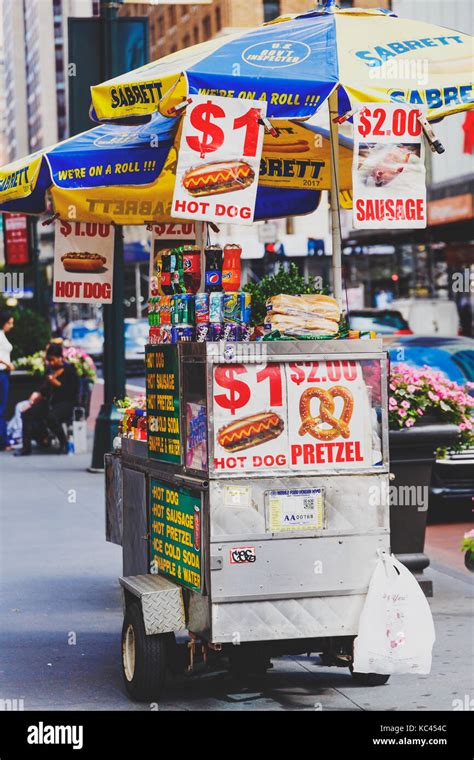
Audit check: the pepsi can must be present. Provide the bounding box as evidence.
[171,325,194,343]
[194,293,210,324]
[209,323,223,341]
[196,324,209,342]
[209,292,224,323]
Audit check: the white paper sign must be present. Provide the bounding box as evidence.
[353,103,427,229]
[53,220,114,303]
[172,95,267,226]
[212,361,289,474]
[286,360,373,470]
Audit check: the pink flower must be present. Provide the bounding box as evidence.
[405,418,415,427]
[401,400,410,410]
[398,410,407,418]
[407,385,416,394]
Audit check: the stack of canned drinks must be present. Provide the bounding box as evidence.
[148,292,251,344]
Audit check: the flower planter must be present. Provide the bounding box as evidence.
[389,423,459,598]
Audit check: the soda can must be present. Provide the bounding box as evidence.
[209,292,224,323]
[240,324,251,343]
[158,324,172,344]
[196,324,210,342]
[194,293,210,324]
[223,292,241,323]
[223,322,240,341]
[159,295,172,325]
[208,322,223,341]
[172,294,194,325]
[171,325,194,343]
[240,292,251,325]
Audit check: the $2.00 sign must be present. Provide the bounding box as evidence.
[53,220,114,304]
[212,360,373,475]
[352,103,427,230]
[172,95,267,226]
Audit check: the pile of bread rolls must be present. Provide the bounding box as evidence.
[265,294,340,338]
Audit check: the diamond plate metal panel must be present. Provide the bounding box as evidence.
[120,575,186,634]
[211,594,367,643]
[210,474,389,539]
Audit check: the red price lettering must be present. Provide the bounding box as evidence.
[342,360,357,381]
[358,107,422,139]
[307,362,321,382]
[186,100,225,156]
[256,364,283,406]
[326,360,341,382]
[214,365,250,415]
[233,107,261,158]
[289,362,305,385]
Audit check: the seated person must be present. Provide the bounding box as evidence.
[15,343,79,456]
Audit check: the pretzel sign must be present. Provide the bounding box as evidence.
[299,386,354,441]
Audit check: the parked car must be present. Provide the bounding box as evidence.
[125,318,148,375]
[62,320,103,362]
[386,335,474,521]
[348,309,412,335]
[391,298,460,337]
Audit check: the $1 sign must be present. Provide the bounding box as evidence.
[185,99,262,159]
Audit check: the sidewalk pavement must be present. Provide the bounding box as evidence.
[0,446,472,711]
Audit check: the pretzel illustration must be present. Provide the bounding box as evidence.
[299,386,354,441]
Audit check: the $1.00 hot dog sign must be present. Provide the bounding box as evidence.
[172,95,267,226]
[212,360,373,474]
[53,220,114,304]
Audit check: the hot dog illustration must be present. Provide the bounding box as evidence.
[217,411,284,452]
[183,161,255,197]
[61,252,107,273]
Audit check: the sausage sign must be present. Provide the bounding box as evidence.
[53,220,114,304]
[352,103,427,230]
[212,360,374,474]
[172,95,267,226]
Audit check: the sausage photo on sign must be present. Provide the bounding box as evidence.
[217,411,284,452]
[357,143,421,188]
[182,161,255,197]
[61,252,107,273]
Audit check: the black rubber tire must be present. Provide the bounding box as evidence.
[350,669,390,687]
[121,602,170,701]
[464,550,474,573]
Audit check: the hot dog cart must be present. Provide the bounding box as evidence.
[106,337,391,701]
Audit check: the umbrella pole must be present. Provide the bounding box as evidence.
[328,89,343,307]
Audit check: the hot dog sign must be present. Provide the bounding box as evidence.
[212,360,374,474]
[172,95,267,226]
[53,220,115,304]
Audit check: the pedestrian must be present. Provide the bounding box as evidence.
[15,342,79,456]
[0,309,15,452]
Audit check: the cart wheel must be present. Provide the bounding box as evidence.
[464,550,474,573]
[121,602,172,701]
[350,668,390,687]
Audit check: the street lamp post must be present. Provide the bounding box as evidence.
[90,0,126,471]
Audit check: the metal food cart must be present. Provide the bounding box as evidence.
[106,337,391,700]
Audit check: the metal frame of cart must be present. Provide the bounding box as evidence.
[106,338,392,700]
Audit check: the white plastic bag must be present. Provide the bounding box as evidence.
[353,552,435,675]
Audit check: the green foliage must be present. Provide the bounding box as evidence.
[9,307,51,361]
[243,263,327,326]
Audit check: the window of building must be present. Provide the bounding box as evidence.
[263,1,280,23]
[183,35,190,50]
[215,6,222,29]
[168,6,176,26]
[193,26,199,44]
